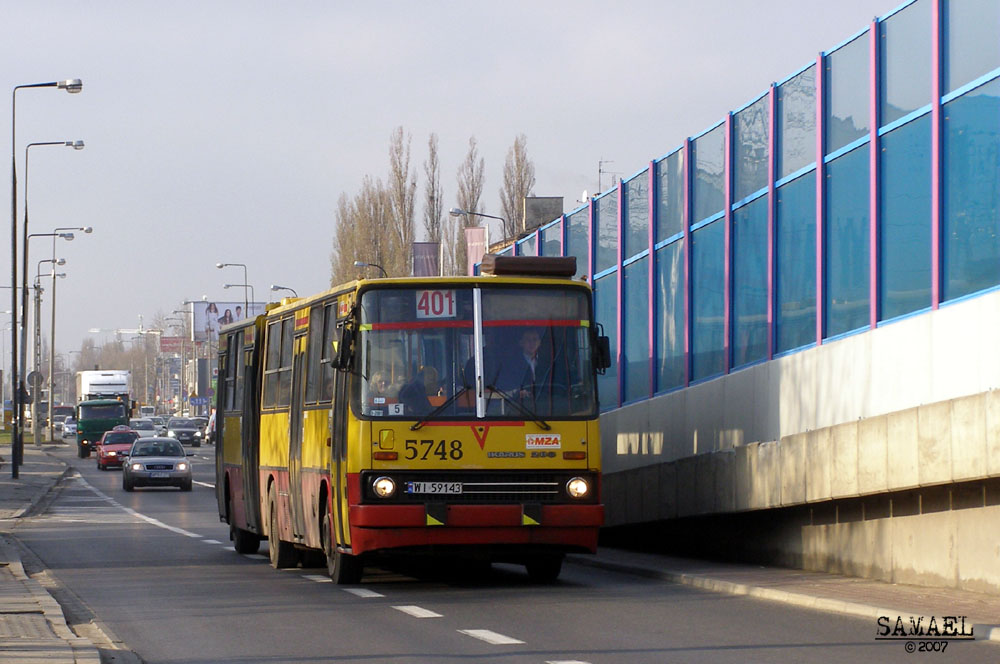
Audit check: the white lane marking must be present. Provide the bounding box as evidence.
[202,539,222,545]
[458,629,524,645]
[243,554,268,560]
[73,475,203,539]
[393,605,442,618]
[547,661,593,664]
[303,574,332,583]
[343,588,384,598]
[194,480,214,488]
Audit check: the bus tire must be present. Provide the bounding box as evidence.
[78,445,87,459]
[323,512,362,584]
[268,487,296,569]
[525,554,563,583]
[229,497,261,554]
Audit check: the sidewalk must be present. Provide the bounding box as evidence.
[0,441,997,664]
[0,439,100,664]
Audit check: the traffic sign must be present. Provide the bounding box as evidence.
[190,397,209,406]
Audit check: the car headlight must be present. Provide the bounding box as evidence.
[372,476,396,498]
[176,462,188,471]
[131,463,142,471]
[167,430,176,437]
[566,477,590,499]
[194,431,202,437]
[108,451,117,457]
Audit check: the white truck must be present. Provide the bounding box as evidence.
[77,370,131,403]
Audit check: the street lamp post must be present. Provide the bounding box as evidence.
[46,227,90,441]
[20,141,84,420]
[353,260,388,278]
[33,260,65,444]
[165,316,186,415]
[270,284,298,298]
[216,263,249,313]
[10,78,82,478]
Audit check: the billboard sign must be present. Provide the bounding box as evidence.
[190,301,267,343]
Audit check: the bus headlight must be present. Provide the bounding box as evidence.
[566,477,590,499]
[372,476,396,498]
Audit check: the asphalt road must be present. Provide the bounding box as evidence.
[10,446,999,664]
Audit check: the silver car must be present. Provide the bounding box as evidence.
[122,438,193,492]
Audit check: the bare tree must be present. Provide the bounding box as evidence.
[386,126,416,277]
[330,176,392,285]
[422,133,443,244]
[450,136,485,275]
[499,134,535,241]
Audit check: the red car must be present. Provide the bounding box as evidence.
[96,426,140,471]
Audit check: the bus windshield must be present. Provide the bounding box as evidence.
[354,285,598,420]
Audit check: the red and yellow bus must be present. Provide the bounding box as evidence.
[215,256,609,583]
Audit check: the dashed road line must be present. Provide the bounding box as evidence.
[343,588,384,598]
[458,629,524,645]
[303,574,332,583]
[546,661,592,664]
[393,605,442,618]
[202,539,222,545]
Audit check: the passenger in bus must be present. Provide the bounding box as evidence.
[369,371,389,398]
[398,366,439,414]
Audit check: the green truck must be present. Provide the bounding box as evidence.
[76,399,129,458]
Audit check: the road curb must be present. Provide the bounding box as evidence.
[568,554,1000,645]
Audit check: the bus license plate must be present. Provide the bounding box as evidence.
[407,481,462,495]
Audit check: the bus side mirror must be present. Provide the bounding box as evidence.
[335,327,354,371]
[595,335,612,372]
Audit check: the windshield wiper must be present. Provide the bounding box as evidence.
[484,385,551,431]
[410,387,470,431]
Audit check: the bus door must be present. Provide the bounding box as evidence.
[241,336,263,534]
[288,331,308,540]
[330,333,350,550]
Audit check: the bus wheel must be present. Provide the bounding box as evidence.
[267,487,296,569]
[322,512,362,584]
[78,446,87,459]
[229,498,261,555]
[525,554,563,583]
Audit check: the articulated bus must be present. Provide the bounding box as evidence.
[215,255,610,583]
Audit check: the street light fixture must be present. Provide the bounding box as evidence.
[449,207,505,232]
[10,78,83,478]
[216,262,249,314]
[353,260,388,278]
[270,284,298,298]
[46,227,90,441]
[223,284,256,310]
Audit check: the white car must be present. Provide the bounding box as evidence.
[129,418,159,438]
[62,417,77,439]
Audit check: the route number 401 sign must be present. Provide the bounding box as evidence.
[416,290,456,319]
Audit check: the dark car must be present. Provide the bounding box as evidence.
[96,426,140,471]
[122,437,193,491]
[165,417,203,447]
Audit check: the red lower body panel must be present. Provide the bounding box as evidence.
[347,503,603,555]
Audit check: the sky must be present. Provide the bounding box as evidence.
[0,0,900,363]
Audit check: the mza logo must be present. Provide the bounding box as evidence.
[526,434,560,449]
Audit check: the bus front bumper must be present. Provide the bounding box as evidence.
[347,503,603,555]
